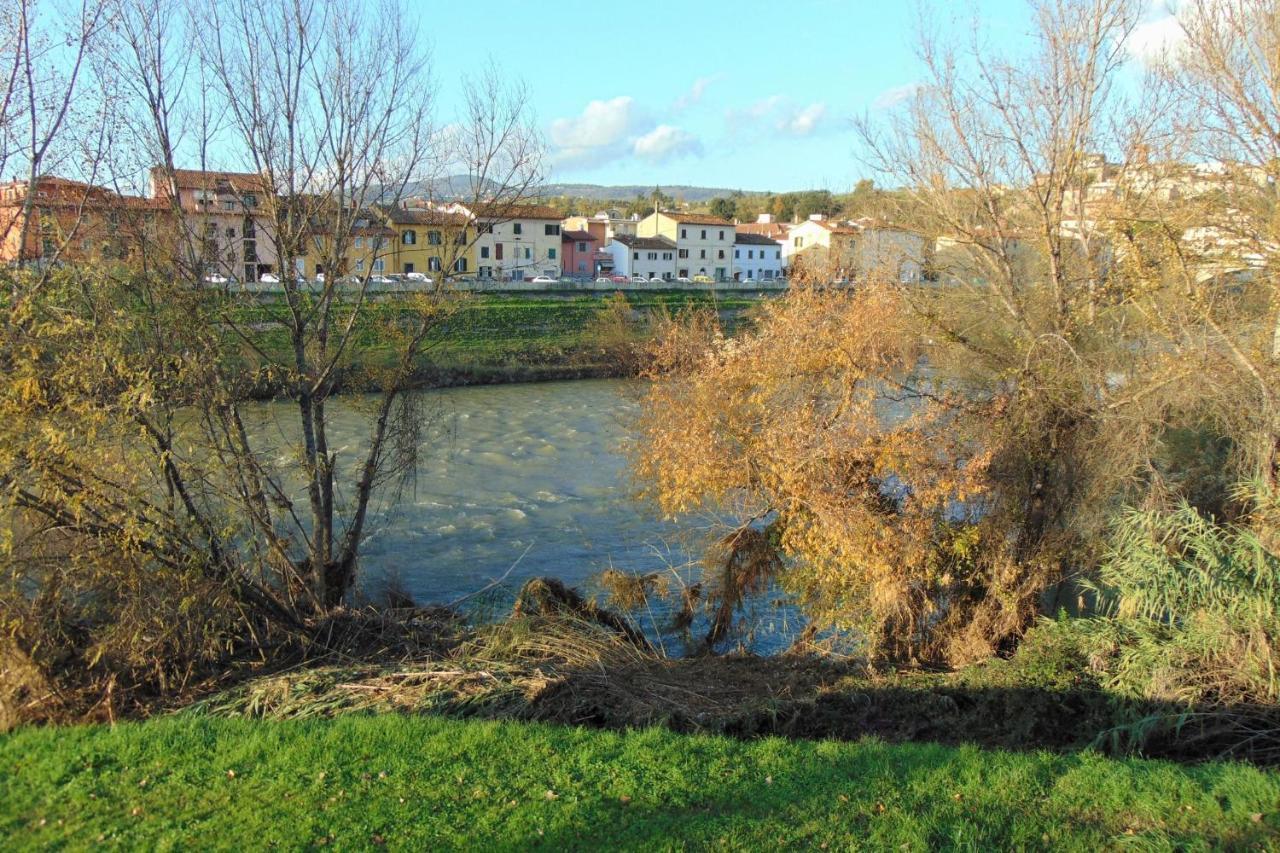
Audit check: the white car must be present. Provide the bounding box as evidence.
[630,275,649,284]
[649,277,666,284]
[203,273,228,284]
[369,275,394,285]
[259,272,280,284]
[405,272,431,282]
[531,275,558,284]
[675,276,692,284]
[594,277,613,284]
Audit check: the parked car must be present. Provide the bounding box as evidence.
[692,274,714,284]
[369,275,394,285]
[594,277,613,284]
[630,275,649,284]
[742,277,756,285]
[405,271,429,281]
[531,275,558,284]
[675,276,692,283]
[648,276,665,284]
[610,274,629,284]
[203,273,228,284]
[259,272,280,284]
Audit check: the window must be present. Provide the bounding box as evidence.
[495,243,504,260]
[523,247,531,259]
[455,231,466,244]
[794,237,804,249]
[355,236,365,248]
[403,230,417,245]
[355,258,365,271]
[775,250,781,259]
[513,222,523,235]
[678,249,688,259]
[578,261,586,272]
[454,257,468,272]
[548,248,557,260]
[699,249,706,259]
[681,228,687,239]
[719,230,725,240]
[428,231,442,245]
[243,194,258,208]
[577,241,587,252]
[404,262,415,273]
[735,249,740,259]
[718,250,725,259]
[544,224,559,236]
[225,227,236,238]
[748,249,755,259]
[700,229,707,239]
[373,258,385,272]
[662,252,672,260]
[429,257,442,272]
[480,246,490,259]
[647,252,657,261]
[633,252,639,260]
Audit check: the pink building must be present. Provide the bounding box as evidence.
[561,229,599,278]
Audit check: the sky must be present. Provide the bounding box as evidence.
[417,0,1188,193]
[421,0,1024,192]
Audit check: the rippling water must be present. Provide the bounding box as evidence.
[246,379,787,643]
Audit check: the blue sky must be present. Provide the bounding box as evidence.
[424,0,1041,192]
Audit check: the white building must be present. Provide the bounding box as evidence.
[636,211,735,281]
[732,233,783,281]
[439,202,563,281]
[607,235,677,280]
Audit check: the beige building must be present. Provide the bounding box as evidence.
[442,202,562,280]
[786,216,925,283]
[637,211,735,281]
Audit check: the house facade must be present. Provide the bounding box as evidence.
[785,216,924,283]
[0,176,167,265]
[560,229,599,278]
[453,203,562,281]
[384,207,476,278]
[732,232,783,281]
[149,167,278,281]
[607,234,676,280]
[637,211,735,281]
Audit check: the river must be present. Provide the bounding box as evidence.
[248,379,797,651]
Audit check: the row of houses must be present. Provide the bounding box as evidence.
[0,168,929,286]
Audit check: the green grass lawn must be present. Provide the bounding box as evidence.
[3,716,1278,850]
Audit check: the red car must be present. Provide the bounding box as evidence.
[609,274,629,284]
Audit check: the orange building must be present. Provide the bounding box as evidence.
[0,176,167,266]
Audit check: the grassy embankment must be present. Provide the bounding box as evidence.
[235,291,759,387]
[4,714,1278,849]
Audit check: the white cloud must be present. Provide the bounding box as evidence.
[1126,4,1187,63]
[548,96,648,169]
[727,97,830,137]
[633,125,704,163]
[782,102,828,136]
[872,82,922,110]
[673,74,722,112]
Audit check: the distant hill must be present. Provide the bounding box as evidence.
[383,176,769,204]
[538,183,768,203]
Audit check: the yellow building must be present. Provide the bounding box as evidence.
[382,207,476,279]
[297,208,397,280]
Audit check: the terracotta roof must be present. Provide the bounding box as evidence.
[733,232,780,246]
[657,211,733,226]
[561,229,596,242]
[469,202,563,220]
[152,167,269,193]
[385,207,470,227]
[612,234,676,250]
[735,221,791,239]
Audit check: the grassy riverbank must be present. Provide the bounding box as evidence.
[237,290,762,388]
[4,715,1278,849]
